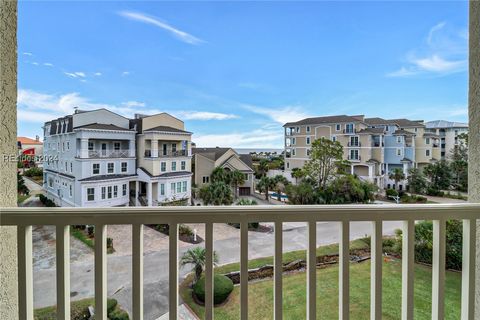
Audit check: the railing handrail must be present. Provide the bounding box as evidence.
[1,203,479,225]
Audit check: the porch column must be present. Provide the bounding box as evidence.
[129,139,135,157]
[368,165,373,179]
[80,138,89,158]
[135,181,140,206]
[403,162,408,177]
[147,181,153,206]
[0,0,19,318]
[468,0,480,317]
[151,140,158,158]
[350,165,354,175]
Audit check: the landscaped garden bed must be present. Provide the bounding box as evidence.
[70,225,115,254]
[147,224,203,244]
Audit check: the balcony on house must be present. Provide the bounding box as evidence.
[143,139,191,158]
[2,204,478,320]
[76,139,135,159]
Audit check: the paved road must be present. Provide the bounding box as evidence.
[32,220,402,319]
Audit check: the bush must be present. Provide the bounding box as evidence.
[400,194,427,203]
[108,309,129,320]
[193,274,234,305]
[426,187,444,197]
[179,224,194,237]
[236,198,258,205]
[24,167,43,177]
[385,189,398,198]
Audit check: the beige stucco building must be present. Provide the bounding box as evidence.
[192,147,255,196]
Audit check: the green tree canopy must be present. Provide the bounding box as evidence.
[388,168,405,190]
[180,247,219,283]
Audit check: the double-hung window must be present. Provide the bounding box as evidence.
[107,186,112,199]
[306,137,311,145]
[121,162,127,172]
[203,176,209,184]
[101,187,106,199]
[92,163,100,175]
[107,163,114,174]
[176,182,182,193]
[171,183,176,194]
[113,185,118,197]
[181,161,186,170]
[171,161,177,171]
[182,181,187,192]
[161,162,166,172]
[87,188,95,201]
[122,184,127,196]
[160,184,165,196]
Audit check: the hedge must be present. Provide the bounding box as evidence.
[193,274,234,305]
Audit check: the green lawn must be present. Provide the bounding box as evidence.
[182,256,462,320]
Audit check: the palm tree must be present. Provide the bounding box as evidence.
[180,247,219,283]
[211,167,231,184]
[273,175,290,201]
[258,159,270,177]
[256,176,275,201]
[389,168,406,191]
[290,168,305,184]
[230,170,246,199]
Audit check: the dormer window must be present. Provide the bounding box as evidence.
[306,126,311,133]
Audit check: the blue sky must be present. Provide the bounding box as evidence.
[18,1,469,148]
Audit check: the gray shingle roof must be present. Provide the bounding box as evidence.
[192,147,231,161]
[357,127,385,134]
[365,117,424,128]
[239,154,254,170]
[283,115,364,127]
[143,126,192,134]
[74,123,133,131]
[393,129,416,136]
[78,174,137,182]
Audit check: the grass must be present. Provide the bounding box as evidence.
[70,228,115,254]
[34,297,125,319]
[182,259,462,320]
[17,193,30,205]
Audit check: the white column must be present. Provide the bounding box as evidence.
[350,165,354,175]
[147,181,153,206]
[151,140,158,158]
[368,165,373,179]
[80,138,89,158]
[129,139,135,157]
[135,181,140,206]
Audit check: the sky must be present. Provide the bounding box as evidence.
[18,1,469,148]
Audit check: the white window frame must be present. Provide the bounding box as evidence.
[87,188,95,201]
[92,163,100,175]
[426,149,431,157]
[332,135,337,142]
[107,186,112,199]
[350,149,359,160]
[161,162,166,172]
[121,162,127,173]
[113,185,118,198]
[203,176,209,184]
[114,142,121,151]
[171,161,177,171]
[176,182,182,193]
[336,124,341,131]
[425,138,430,145]
[122,184,127,196]
[306,126,311,133]
[182,181,187,192]
[160,183,165,196]
[171,182,176,194]
[181,161,186,171]
[396,148,402,156]
[306,136,311,145]
[107,162,114,174]
[101,187,106,200]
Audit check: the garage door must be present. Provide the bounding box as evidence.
[239,187,251,196]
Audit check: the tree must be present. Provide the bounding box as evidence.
[17,172,29,195]
[303,138,344,189]
[324,175,376,204]
[180,247,219,283]
[257,159,270,178]
[423,161,452,191]
[285,181,317,204]
[407,168,427,194]
[449,141,468,191]
[211,167,231,184]
[388,168,405,190]
[256,176,275,200]
[290,167,305,184]
[199,181,233,205]
[272,175,290,201]
[230,170,246,199]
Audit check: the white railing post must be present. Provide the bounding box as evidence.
[95,224,107,319]
[240,220,249,320]
[56,224,71,320]
[169,223,178,320]
[461,219,476,320]
[18,225,33,320]
[274,221,283,320]
[370,221,382,320]
[339,221,350,320]
[205,222,214,320]
[402,220,414,320]
[132,224,144,320]
[432,219,446,320]
[307,221,317,320]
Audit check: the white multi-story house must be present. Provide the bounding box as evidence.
[425,120,468,160]
[131,113,193,206]
[43,109,137,207]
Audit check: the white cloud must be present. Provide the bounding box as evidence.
[64,72,77,78]
[23,52,33,56]
[18,110,60,123]
[74,72,86,78]
[31,62,39,66]
[122,101,145,108]
[243,104,311,125]
[122,71,130,76]
[80,79,87,83]
[118,11,204,45]
[94,72,102,76]
[388,22,467,77]
[175,111,238,121]
[193,129,284,148]
[43,62,53,67]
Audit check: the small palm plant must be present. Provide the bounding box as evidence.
[180,247,219,284]
[389,168,406,191]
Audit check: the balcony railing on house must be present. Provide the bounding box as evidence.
[144,149,189,158]
[347,142,361,147]
[1,204,478,320]
[348,155,361,161]
[76,149,132,159]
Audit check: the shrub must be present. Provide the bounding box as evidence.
[24,167,43,177]
[385,189,398,198]
[426,187,444,197]
[179,224,194,237]
[400,194,427,203]
[108,309,129,320]
[193,274,234,305]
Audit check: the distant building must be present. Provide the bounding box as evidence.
[283,115,441,190]
[17,136,43,167]
[425,120,468,160]
[192,147,255,196]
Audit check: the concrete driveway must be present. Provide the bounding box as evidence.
[32,220,403,319]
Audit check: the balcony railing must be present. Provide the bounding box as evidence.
[348,155,361,161]
[347,141,361,147]
[372,142,384,147]
[77,149,132,158]
[145,149,189,158]
[1,204,478,320]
